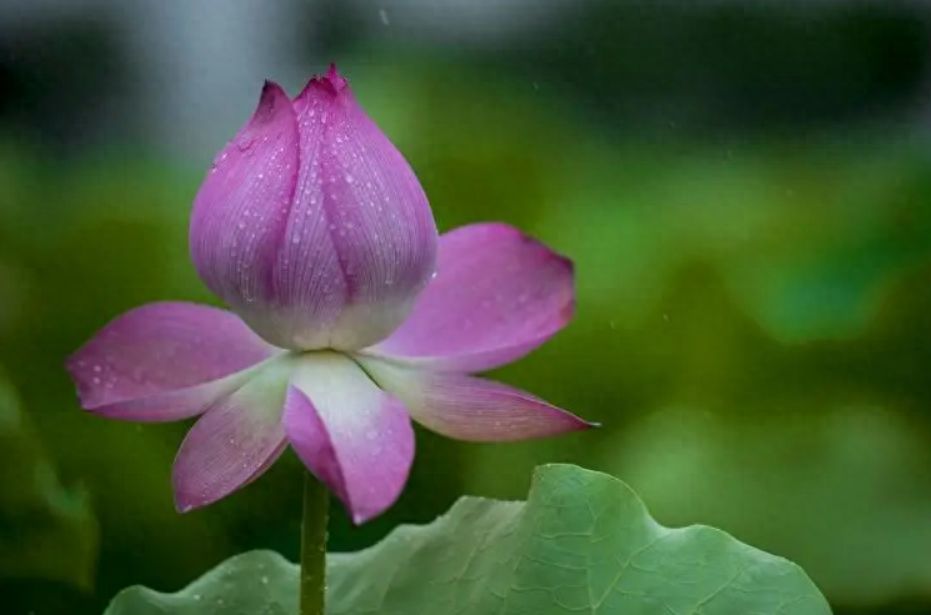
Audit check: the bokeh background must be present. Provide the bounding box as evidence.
[2,1,931,614]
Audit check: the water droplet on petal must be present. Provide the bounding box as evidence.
[235,136,255,152]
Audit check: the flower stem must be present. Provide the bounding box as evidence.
[300,472,328,615]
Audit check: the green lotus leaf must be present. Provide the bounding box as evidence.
[103,464,830,614]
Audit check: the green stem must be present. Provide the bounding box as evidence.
[300,473,329,615]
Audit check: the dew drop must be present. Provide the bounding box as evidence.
[235,136,254,152]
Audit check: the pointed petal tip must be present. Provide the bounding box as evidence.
[323,62,349,92]
[537,405,595,437]
[172,469,205,513]
[171,472,222,514]
[573,417,599,432]
[350,509,375,525]
[300,63,350,99]
[252,80,291,124]
[172,488,201,514]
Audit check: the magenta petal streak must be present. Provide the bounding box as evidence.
[283,352,414,524]
[366,223,574,372]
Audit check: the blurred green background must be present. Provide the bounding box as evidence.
[2,1,931,614]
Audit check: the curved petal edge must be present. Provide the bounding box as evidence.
[66,302,278,420]
[283,352,414,523]
[359,357,594,442]
[366,222,574,372]
[172,358,291,511]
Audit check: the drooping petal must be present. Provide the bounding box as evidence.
[265,67,437,351]
[189,81,300,338]
[365,223,574,373]
[172,358,292,511]
[282,352,414,524]
[66,302,278,421]
[359,357,593,442]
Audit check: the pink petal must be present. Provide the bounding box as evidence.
[359,357,593,442]
[268,67,437,351]
[85,377,252,423]
[189,81,300,341]
[172,360,291,511]
[189,68,437,352]
[282,352,414,524]
[365,223,574,373]
[66,302,278,421]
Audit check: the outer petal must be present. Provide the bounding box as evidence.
[267,67,437,351]
[365,223,574,372]
[172,358,292,511]
[359,357,593,442]
[66,302,278,421]
[189,82,300,338]
[282,352,414,524]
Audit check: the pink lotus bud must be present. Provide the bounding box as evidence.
[189,65,438,351]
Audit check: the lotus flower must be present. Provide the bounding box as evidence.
[66,66,590,523]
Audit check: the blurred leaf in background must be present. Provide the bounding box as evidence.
[608,405,931,607]
[0,370,98,608]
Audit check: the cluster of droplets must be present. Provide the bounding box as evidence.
[232,130,295,306]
